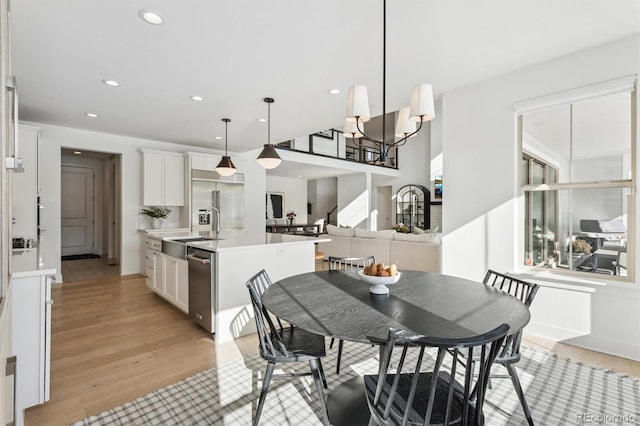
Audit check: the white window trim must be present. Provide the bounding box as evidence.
[514,74,636,114]
[515,77,637,283]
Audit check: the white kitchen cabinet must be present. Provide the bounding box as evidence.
[162,253,188,313]
[11,270,55,426]
[144,237,163,293]
[141,149,184,206]
[190,153,219,172]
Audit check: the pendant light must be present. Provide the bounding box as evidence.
[256,97,282,169]
[215,118,236,177]
[344,0,435,161]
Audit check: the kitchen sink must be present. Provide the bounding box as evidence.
[171,237,215,243]
[163,237,223,258]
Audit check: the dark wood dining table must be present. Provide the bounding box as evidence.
[261,269,531,424]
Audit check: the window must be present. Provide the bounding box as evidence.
[517,76,636,280]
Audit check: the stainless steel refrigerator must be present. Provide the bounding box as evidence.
[191,169,244,232]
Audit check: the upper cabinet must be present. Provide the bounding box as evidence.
[141,149,184,206]
[190,153,219,172]
[396,184,430,232]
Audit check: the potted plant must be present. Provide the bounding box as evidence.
[572,239,592,254]
[286,211,296,225]
[140,206,171,229]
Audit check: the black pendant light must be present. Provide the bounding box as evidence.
[256,97,282,169]
[215,118,236,177]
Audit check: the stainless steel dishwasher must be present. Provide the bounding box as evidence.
[186,247,216,333]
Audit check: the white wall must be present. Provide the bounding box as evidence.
[35,123,266,283]
[265,175,307,223]
[441,36,640,360]
[307,177,337,225]
[337,173,369,228]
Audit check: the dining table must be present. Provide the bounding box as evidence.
[261,269,531,425]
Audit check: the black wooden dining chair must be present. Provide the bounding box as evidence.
[327,255,376,374]
[365,324,510,426]
[246,270,330,426]
[478,270,540,426]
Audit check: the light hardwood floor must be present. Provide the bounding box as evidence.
[25,273,639,425]
[25,274,258,426]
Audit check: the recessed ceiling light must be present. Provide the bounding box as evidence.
[190,95,204,101]
[298,176,303,178]
[328,89,341,95]
[102,79,120,87]
[138,9,164,25]
[215,136,222,140]
[257,118,267,123]
[74,151,82,155]
[85,113,99,118]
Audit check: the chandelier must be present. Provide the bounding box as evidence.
[344,0,435,163]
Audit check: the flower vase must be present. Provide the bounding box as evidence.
[287,218,294,226]
[151,218,162,229]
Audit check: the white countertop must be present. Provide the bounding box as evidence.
[11,249,56,277]
[146,230,331,252]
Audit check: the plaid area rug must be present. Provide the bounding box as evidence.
[74,343,639,426]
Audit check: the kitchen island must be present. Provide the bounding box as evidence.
[146,230,330,343]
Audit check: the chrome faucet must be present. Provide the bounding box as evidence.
[207,206,221,238]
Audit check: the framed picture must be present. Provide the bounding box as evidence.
[313,129,334,139]
[433,175,442,201]
[266,192,284,219]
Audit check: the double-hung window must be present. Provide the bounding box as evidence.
[516,76,636,280]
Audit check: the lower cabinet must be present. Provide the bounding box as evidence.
[143,237,189,314]
[11,272,54,426]
[157,254,188,314]
[162,254,189,313]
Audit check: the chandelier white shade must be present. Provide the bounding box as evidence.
[345,85,371,123]
[215,118,236,176]
[409,83,435,122]
[395,107,416,138]
[343,119,364,138]
[256,97,282,169]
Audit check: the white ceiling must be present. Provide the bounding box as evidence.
[10,0,640,159]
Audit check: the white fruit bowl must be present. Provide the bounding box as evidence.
[358,270,402,294]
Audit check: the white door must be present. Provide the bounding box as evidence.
[61,166,95,256]
[377,186,393,230]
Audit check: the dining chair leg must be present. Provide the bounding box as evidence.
[309,358,331,426]
[254,362,275,426]
[318,358,328,388]
[506,364,534,426]
[336,339,344,374]
[329,337,335,349]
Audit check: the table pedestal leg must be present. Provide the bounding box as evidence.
[326,345,384,425]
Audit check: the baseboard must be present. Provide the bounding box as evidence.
[527,322,640,361]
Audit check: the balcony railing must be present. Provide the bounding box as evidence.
[276,129,398,169]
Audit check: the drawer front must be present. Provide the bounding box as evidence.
[146,238,162,251]
[145,266,154,279]
[145,248,159,267]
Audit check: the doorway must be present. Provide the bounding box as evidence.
[60,149,121,281]
[376,185,393,230]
